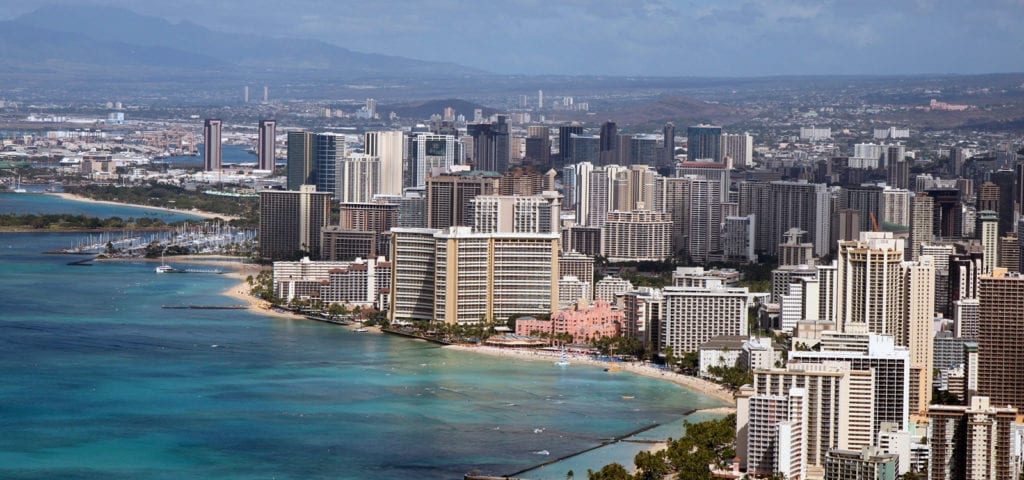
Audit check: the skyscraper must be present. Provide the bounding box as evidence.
[929,396,1016,480]
[286,131,316,190]
[989,169,1016,235]
[978,211,999,274]
[258,185,332,261]
[557,125,583,167]
[977,270,1024,409]
[662,122,676,168]
[908,193,934,260]
[203,119,222,172]
[257,120,276,171]
[598,121,618,166]
[364,130,404,196]
[468,115,510,173]
[426,170,501,230]
[687,124,723,164]
[315,133,345,197]
[722,133,753,169]
[740,181,831,257]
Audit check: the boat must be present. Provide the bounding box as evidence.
[621,395,635,400]
[555,348,570,366]
[155,250,174,273]
[354,327,368,333]
[604,365,622,372]
[12,176,27,193]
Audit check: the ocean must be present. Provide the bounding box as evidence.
[0,194,725,479]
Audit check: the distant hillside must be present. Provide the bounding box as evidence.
[0,5,485,81]
[382,99,499,120]
[606,96,742,126]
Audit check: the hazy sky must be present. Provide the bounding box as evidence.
[2,0,1023,76]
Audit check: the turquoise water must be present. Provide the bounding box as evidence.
[0,199,725,479]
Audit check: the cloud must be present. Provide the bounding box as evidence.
[0,0,1020,75]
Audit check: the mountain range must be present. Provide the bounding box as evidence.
[0,5,486,82]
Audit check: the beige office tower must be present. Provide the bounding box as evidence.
[339,154,380,204]
[470,193,561,234]
[603,210,672,262]
[653,176,690,253]
[364,131,404,196]
[433,227,558,325]
[903,255,935,415]
[685,175,722,263]
[747,363,874,478]
[389,228,439,322]
[977,210,998,274]
[929,396,1017,480]
[836,232,906,336]
[908,193,933,261]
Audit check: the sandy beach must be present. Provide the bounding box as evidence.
[47,192,240,221]
[442,344,737,406]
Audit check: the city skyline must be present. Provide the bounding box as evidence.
[0,0,1021,77]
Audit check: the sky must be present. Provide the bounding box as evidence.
[2,0,1023,76]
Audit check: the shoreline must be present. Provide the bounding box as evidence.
[45,192,240,221]
[442,344,737,407]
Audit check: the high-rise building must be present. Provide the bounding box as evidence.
[339,154,380,204]
[740,181,831,257]
[779,228,815,267]
[315,133,345,197]
[685,176,722,263]
[569,134,600,164]
[977,210,999,274]
[839,185,884,233]
[524,126,551,166]
[468,115,510,173]
[908,193,934,260]
[738,388,807,479]
[977,270,1024,408]
[413,133,458,187]
[364,131,404,196]
[722,215,757,263]
[661,284,750,355]
[793,333,911,433]
[339,202,397,233]
[203,119,222,172]
[998,234,1019,272]
[676,162,730,203]
[629,135,660,167]
[471,193,561,234]
[603,210,672,262]
[687,124,723,164]
[559,251,595,301]
[882,187,911,227]
[747,363,873,474]
[286,131,317,190]
[977,182,1000,213]
[257,120,276,171]
[598,121,618,166]
[434,227,559,324]
[926,189,963,239]
[824,447,898,480]
[886,145,909,189]
[426,170,501,230]
[989,169,1016,235]
[557,125,583,166]
[662,122,676,168]
[258,185,332,261]
[929,396,1016,480]
[722,132,754,169]
[389,228,439,322]
[835,232,905,335]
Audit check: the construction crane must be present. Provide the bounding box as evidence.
[870,212,880,232]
